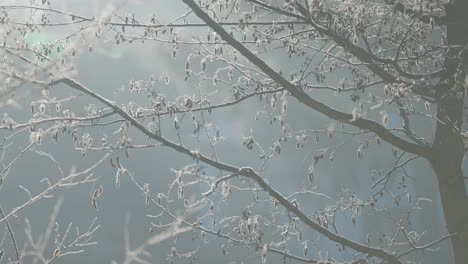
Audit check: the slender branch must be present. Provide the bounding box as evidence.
[0,143,34,187]
[371,154,419,189]
[0,205,20,264]
[0,154,107,224]
[362,36,445,81]
[397,233,455,259]
[268,247,317,263]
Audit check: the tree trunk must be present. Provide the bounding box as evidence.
[431,90,468,263]
[431,2,468,263]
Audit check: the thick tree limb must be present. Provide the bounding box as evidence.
[182,0,431,159]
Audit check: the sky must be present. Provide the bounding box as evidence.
[0,1,454,263]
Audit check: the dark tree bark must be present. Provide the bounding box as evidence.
[431,1,468,263]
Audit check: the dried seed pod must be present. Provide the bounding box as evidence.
[425,101,430,112]
[39,103,46,113]
[380,111,388,127]
[200,58,207,72]
[174,116,179,129]
[157,193,163,206]
[261,244,268,264]
[209,202,214,214]
[91,185,103,210]
[357,147,363,160]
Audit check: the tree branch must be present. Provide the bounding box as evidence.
[182,0,431,159]
[291,1,439,98]
[383,0,447,25]
[54,76,402,264]
[395,99,431,146]
[246,0,307,21]
[0,205,20,264]
[0,5,309,28]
